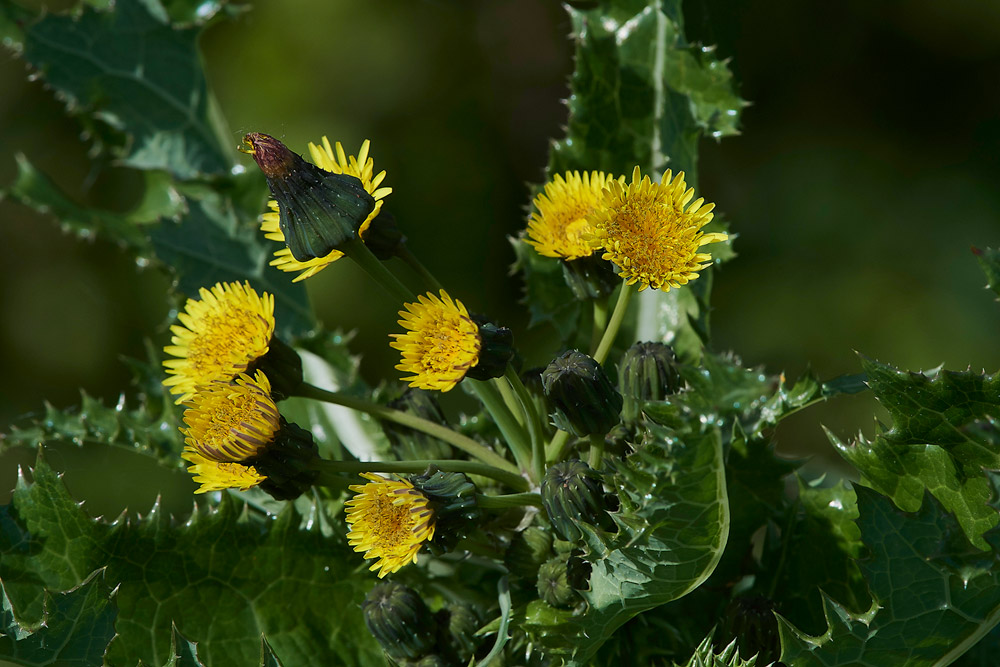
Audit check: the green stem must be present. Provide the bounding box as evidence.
[546,430,572,464]
[593,280,635,365]
[495,377,524,427]
[397,245,445,293]
[310,458,528,493]
[296,382,518,475]
[590,298,609,355]
[588,432,605,470]
[476,492,544,510]
[469,379,533,476]
[341,237,414,304]
[504,366,547,483]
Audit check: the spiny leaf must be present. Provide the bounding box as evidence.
[679,635,760,667]
[3,390,182,463]
[972,246,1000,299]
[162,624,204,667]
[833,357,1000,549]
[9,0,233,179]
[0,568,118,666]
[0,454,381,667]
[520,416,729,665]
[778,486,1000,666]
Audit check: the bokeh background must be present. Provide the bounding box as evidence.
[2,0,1000,507]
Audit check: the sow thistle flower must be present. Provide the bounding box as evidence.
[526,170,616,260]
[254,135,392,281]
[179,371,278,493]
[346,473,436,578]
[587,166,727,292]
[163,282,276,404]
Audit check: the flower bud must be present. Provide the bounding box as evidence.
[248,420,319,500]
[541,460,616,542]
[444,603,482,664]
[618,342,681,422]
[504,525,553,580]
[542,350,622,437]
[243,132,375,262]
[384,389,454,461]
[362,582,437,662]
[409,468,481,553]
[464,316,515,382]
[536,554,579,608]
[722,595,780,664]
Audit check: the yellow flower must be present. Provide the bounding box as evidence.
[180,450,267,494]
[260,138,392,281]
[162,282,275,404]
[390,290,481,392]
[587,166,727,292]
[180,371,281,462]
[179,371,279,494]
[345,473,436,578]
[525,170,617,260]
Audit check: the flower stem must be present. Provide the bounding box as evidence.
[590,298,609,355]
[593,280,635,365]
[341,237,414,304]
[295,382,518,475]
[588,432,605,470]
[310,458,529,493]
[496,377,524,427]
[469,379,533,477]
[545,430,572,464]
[397,245,445,293]
[476,492,544,510]
[503,365,547,483]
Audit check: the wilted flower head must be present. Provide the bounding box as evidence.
[162,282,274,404]
[587,166,726,292]
[258,137,391,281]
[346,473,436,578]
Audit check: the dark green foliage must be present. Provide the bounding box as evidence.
[0,454,381,666]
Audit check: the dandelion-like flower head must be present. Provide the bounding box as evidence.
[179,371,278,494]
[587,166,727,292]
[390,290,481,392]
[162,282,275,404]
[345,473,436,578]
[526,170,617,260]
[261,138,392,281]
[180,371,281,462]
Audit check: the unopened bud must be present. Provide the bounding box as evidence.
[542,350,622,437]
[618,342,681,422]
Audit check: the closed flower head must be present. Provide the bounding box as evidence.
[258,137,392,281]
[390,290,481,392]
[162,282,275,404]
[346,473,436,578]
[587,166,727,292]
[179,371,279,493]
[526,170,616,261]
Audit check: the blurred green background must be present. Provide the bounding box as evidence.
[2,0,999,504]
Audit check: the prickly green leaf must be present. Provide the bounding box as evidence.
[678,635,759,667]
[162,624,204,667]
[834,358,1000,549]
[10,0,233,179]
[258,636,284,667]
[973,246,1000,299]
[765,479,866,638]
[778,487,1000,666]
[0,454,381,667]
[510,238,582,343]
[521,417,728,664]
[0,569,117,666]
[3,391,182,463]
[150,177,314,339]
